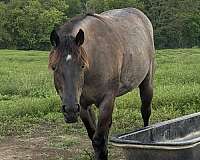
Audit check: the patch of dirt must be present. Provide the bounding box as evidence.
[0,123,125,160]
[0,123,92,160]
[0,135,90,160]
[0,136,60,160]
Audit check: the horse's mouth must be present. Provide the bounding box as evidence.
[63,113,79,123]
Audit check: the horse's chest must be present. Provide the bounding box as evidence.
[81,85,106,106]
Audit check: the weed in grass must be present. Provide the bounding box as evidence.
[73,149,95,160]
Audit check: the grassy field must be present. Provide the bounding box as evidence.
[0,49,200,159]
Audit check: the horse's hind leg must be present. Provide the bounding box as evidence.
[139,70,153,127]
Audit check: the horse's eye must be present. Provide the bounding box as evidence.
[52,64,56,71]
[81,65,85,69]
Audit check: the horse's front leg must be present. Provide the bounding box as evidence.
[80,106,96,140]
[92,93,115,160]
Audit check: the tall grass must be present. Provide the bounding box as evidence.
[0,49,200,136]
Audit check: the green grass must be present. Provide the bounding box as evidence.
[48,135,81,149]
[0,48,200,137]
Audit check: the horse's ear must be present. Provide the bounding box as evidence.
[50,29,60,47]
[75,29,84,46]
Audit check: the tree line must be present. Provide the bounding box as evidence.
[0,0,199,50]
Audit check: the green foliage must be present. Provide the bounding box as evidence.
[139,0,200,48]
[0,0,199,49]
[87,0,138,13]
[65,0,82,17]
[1,0,68,50]
[0,2,11,48]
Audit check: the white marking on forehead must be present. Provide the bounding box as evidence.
[66,54,72,62]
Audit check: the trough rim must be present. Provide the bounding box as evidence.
[111,112,200,150]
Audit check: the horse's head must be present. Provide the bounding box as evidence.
[49,29,89,123]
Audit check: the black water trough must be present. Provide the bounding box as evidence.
[111,112,200,160]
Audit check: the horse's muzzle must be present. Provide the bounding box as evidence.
[64,113,79,123]
[62,104,80,123]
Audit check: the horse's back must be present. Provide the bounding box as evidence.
[101,8,155,95]
[101,8,154,41]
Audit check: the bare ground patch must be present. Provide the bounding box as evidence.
[0,123,125,160]
[0,134,90,160]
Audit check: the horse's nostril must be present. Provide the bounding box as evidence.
[62,104,80,113]
[62,105,66,113]
[77,104,80,112]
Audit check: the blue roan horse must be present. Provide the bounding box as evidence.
[49,8,155,160]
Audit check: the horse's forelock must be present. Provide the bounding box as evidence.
[65,36,89,68]
[48,49,61,70]
[48,41,89,70]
